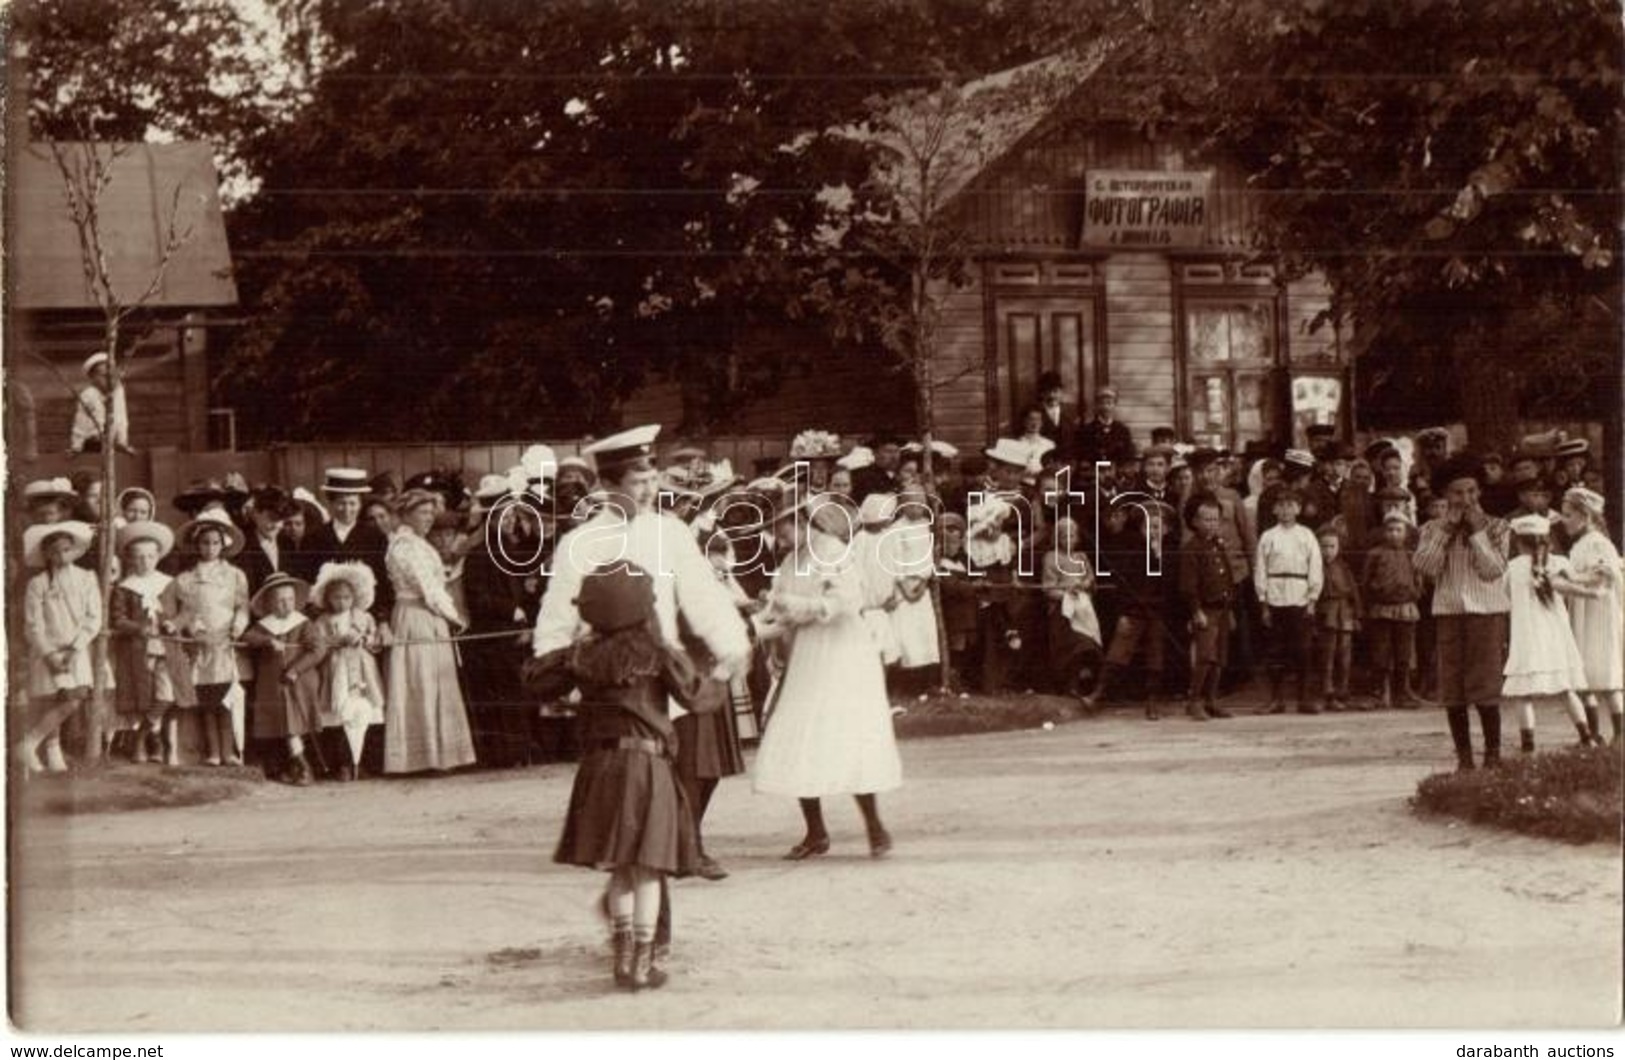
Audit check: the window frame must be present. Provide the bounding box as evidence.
[1172,265,1285,452]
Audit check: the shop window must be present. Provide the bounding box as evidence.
[1180,297,1280,451]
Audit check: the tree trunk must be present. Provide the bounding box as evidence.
[87,330,122,767]
[1454,345,1521,454]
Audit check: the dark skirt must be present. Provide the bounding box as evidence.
[674,708,745,781]
[554,748,700,876]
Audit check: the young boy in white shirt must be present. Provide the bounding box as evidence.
[1255,488,1324,715]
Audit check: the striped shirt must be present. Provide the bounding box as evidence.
[1412,517,1511,615]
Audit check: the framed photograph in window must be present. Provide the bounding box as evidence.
[1289,372,1344,446]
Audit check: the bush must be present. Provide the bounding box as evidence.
[1411,746,1623,844]
[17,764,261,816]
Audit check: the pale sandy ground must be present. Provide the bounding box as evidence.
[9,703,1622,1031]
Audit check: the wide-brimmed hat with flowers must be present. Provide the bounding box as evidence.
[789,429,843,461]
[310,561,376,614]
[178,508,246,558]
[24,521,95,568]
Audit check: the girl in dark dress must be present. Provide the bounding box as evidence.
[532,560,702,992]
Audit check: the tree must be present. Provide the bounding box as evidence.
[28,139,202,763]
[1069,0,1623,453]
[15,0,278,183]
[218,0,1076,441]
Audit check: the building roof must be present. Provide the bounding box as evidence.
[12,141,238,311]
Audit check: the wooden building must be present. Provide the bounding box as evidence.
[625,87,1353,460]
[7,142,239,461]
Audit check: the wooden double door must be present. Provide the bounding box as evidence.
[991,294,1102,437]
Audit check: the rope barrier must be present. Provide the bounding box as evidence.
[144,627,530,650]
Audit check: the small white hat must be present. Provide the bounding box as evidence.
[984,438,1030,468]
[82,351,110,375]
[522,444,558,483]
[858,492,898,526]
[1509,513,1551,537]
[473,473,515,510]
[836,446,875,471]
[23,478,78,505]
[116,486,157,515]
[1284,449,1316,469]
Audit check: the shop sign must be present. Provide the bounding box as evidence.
[1083,170,1213,248]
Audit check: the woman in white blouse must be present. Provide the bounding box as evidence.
[384,489,477,773]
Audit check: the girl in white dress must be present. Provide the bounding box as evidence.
[1503,513,1600,751]
[889,488,942,678]
[311,562,388,778]
[752,495,902,860]
[1559,488,1623,746]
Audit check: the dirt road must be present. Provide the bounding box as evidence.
[10,704,1621,1030]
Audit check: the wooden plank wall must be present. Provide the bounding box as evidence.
[1103,253,1178,443]
[924,274,989,455]
[16,325,197,455]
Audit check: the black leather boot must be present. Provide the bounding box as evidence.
[1447,707,1474,771]
[630,941,668,991]
[1520,729,1535,754]
[1478,704,1502,767]
[612,930,634,990]
[1583,706,1602,746]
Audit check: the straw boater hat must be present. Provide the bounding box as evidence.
[23,521,95,568]
[311,561,377,614]
[1283,449,1316,470]
[116,520,175,560]
[116,486,157,515]
[320,468,372,495]
[178,508,246,558]
[23,478,78,507]
[984,438,1030,468]
[250,571,312,617]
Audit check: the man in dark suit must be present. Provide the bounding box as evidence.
[301,468,392,621]
[1035,371,1079,459]
[1075,386,1135,470]
[851,434,904,504]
